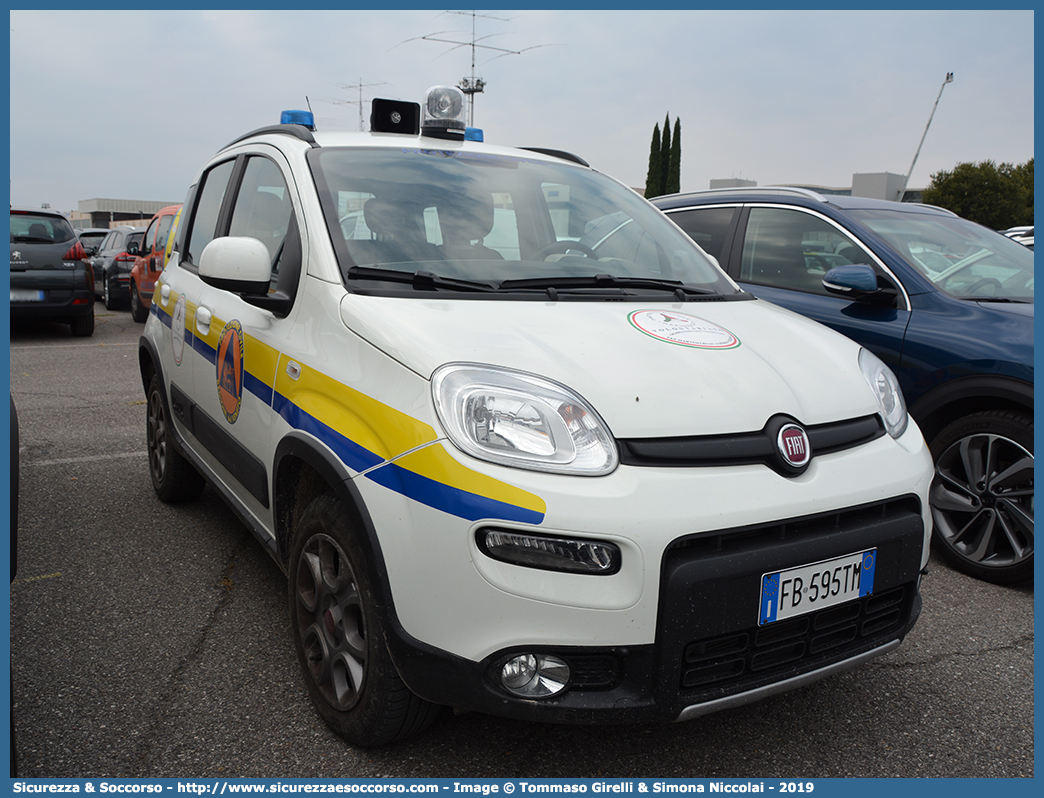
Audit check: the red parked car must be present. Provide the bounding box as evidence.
[128,204,182,322]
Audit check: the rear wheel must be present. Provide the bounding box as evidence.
[131,284,148,322]
[103,272,123,310]
[69,312,94,337]
[288,492,440,747]
[929,410,1033,585]
[146,373,205,502]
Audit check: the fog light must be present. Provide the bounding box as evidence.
[499,654,570,698]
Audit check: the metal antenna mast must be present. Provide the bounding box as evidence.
[897,72,953,202]
[451,10,499,127]
[336,79,389,131]
[402,10,549,128]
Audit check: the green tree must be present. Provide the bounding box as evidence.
[657,114,671,198]
[644,123,662,199]
[665,117,682,195]
[921,159,1034,229]
[1012,158,1034,222]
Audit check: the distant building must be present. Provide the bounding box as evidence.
[704,172,924,203]
[709,178,757,190]
[70,198,180,230]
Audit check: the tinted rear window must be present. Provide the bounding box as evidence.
[10,212,76,244]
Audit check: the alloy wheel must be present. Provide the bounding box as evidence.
[294,533,367,712]
[931,431,1034,572]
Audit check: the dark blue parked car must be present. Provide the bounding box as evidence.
[653,188,1033,585]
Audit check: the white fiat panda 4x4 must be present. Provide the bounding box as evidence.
[139,86,934,747]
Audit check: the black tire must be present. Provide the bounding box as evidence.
[288,492,440,747]
[131,284,148,322]
[146,373,205,503]
[103,272,123,310]
[69,312,94,337]
[929,410,1033,585]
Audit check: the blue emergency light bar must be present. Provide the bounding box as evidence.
[281,110,315,129]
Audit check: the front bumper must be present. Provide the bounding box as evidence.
[385,495,924,723]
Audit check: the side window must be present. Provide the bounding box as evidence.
[667,207,737,261]
[228,156,294,282]
[154,214,174,255]
[142,218,160,254]
[740,208,874,295]
[185,159,236,267]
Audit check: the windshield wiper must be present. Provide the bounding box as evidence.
[347,266,498,293]
[961,295,1032,304]
[498,274,718,298]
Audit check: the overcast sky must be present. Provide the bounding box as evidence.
[8,8,1035,215]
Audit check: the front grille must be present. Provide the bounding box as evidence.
[657,497,924,704]
[680,586,910,691]
[618,413,884,470]
[669,497,922,558]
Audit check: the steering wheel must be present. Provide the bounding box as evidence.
[965,277,1003,296]
[533,240,598,260]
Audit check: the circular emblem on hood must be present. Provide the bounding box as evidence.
[777,424,811,470]
[628,310,740,349]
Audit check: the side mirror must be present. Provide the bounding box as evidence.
[199,237,272,295]
[823,264,879,298]
[126,240,141,256]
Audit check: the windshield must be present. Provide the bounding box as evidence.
[310,147,739,297]
[847,207,1034,301]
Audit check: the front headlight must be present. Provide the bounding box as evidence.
[432,364,618,475]
[858,348,908,439]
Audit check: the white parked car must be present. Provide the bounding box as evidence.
[138,86,934,747]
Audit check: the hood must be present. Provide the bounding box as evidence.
[339,295,879,438]
[973,299,1034,319]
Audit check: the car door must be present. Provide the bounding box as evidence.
[186,151,302,538]
[670,203,912,381]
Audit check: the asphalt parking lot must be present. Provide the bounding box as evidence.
[7,306,1034,779]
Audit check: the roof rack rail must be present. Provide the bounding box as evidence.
[223,124,319,151]
[908,202,957,216]
[662,186,828,203]
[520,147,590,167]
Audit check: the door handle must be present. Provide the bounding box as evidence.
[196,306,212,336]
[160,284,171,305]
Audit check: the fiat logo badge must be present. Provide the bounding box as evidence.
[777,424,811,469]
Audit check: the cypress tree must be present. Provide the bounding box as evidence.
[645,123,662,199]
[666,117,682,195]
[658,114,671,198]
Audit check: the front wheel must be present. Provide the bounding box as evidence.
[146,373,205,503]
[929,410,1033,585]
[288,492,440,747]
